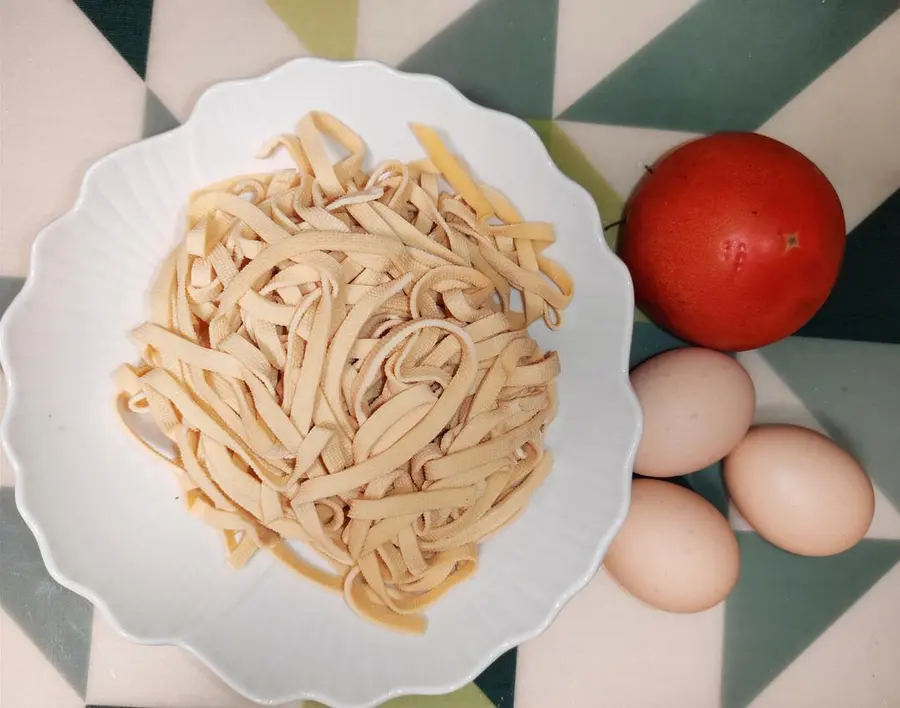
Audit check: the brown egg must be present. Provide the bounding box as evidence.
[605,478,740,612]
[630,348,755,478]
[724,425,874,556]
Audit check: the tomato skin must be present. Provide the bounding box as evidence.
[619,133,846,351]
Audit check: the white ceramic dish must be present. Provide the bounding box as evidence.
[0,59,640,707]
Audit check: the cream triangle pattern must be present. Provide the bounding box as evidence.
[518,570,723,708]
[146,0,308,121]
[0,610,85,708]
[0,0,145,278]
[356,0,479,65]
[553,0,700,115]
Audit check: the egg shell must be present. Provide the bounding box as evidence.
[605,478,740,613]
[630,348,755,477]
[724,424,874,556]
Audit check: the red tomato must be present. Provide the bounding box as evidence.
[619,133,846,351]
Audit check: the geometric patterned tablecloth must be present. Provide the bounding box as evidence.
[2,1,899,707]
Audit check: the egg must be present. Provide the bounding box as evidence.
[605,478,740,612]
[724,425,874,556]
[630,348,755,477]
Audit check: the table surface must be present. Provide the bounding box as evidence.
[2,1,900,707]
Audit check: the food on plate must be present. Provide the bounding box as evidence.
[629,348,755,478]
[620,133,846,351]
[115,111,573,633]
[724,425,874,556]
[604,478,740,613]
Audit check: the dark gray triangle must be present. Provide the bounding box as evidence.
[143,87,180,138]
[723,533,900,708]
[474,648,517,707]
[0,276,25,321]
[0,489,93,697]
[799,189,900,344]
[670,462,728,518]
[73,0,155,79]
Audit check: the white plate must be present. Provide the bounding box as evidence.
[0,59,640,707]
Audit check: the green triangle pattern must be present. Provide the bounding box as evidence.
[266,0,359,59]
[629,321,729,514]
[760,336,900,513]
[629,320,690,370]
[675,464,729,519]
[723,533,900,708]
[302,682,495,708]
[0,489,93,697]
[799,189,900,344]
[560,0,899,133]
[73,0,155,79]
[142,88,180,138]
[400,0,559,119]
[527,121,650,322]
[528,121,624,251]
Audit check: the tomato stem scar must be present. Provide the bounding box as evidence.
[785,233,800,251]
